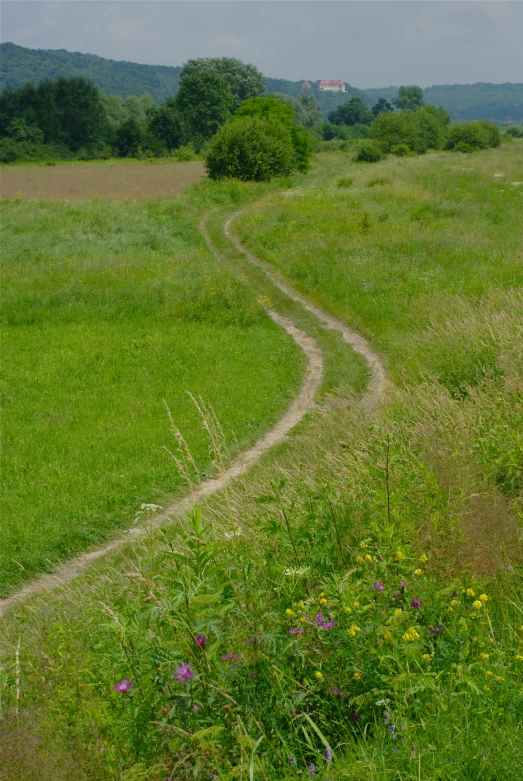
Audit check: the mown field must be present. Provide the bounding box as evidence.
[1,147,523,781]
[0,160,205,199]
[0,180,307,596]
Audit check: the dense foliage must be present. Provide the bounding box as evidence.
[446,120,502,152]
[235,96,312,173]
[371,105,451,154]
[180,57,266,111]
[206,117,298,180]
[328,96,374,127]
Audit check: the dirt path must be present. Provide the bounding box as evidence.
[224,212,388,410]
[0,205,387,618]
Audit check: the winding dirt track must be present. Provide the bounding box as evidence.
[0,207,387,618]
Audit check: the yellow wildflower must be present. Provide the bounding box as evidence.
[347,624,361,637]
[285,609,296,618]
[480,653,490,661]
[353,601,360,608]
[384,631,393,642]
[472,600,483,611]
[422,653,432,661]
[419,554,428,564]
[484,685,490,691]
[466,588,476,597]
[314,671,323,680]
[298,601,305,609]
[450,600,459,607]
[516,655,523,662]
[520,626,523,633]
[343,606,352,614]
[359,540,369,549]
[356,555,364,564]
[364,554,373,563]
[479,594,488,603]
[319,598,328,607]
[485,671,493,678]
[393,608,403,619]
[319,592,325,597]
[353,671,362,681]
[414,569,422,576]
[396,551,405,560]
[403,627,420,642]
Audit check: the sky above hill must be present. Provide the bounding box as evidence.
[2,1,521,88]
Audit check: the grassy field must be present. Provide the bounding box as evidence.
[0,181,308,595]
[0,160,205,199]
[236,146,523,388]
[1,148,523,780]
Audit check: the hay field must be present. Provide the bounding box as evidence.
[0,160,205,199]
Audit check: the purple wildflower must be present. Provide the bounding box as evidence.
[426,625,444,634]
[330,687,345,697]
[309,764,316,778]
[192,704,200,711]
[247,638,255,643]
[315,612,324,626]
[325,745,332,764]
[411,598,421,608]
[390,724,396,739]
[393,746,399,754]
[400,580,407,592]
[288,755,296,766]
[350,712,362,721]
[221,652,235,661]
[323,620,336,630]
[173,662,194,683]
[113,679,134,694]
[315,613,336,630]
[289,628,303,635]
[373,582,384,593]
[196,635,207,647]
[383,710,391,723]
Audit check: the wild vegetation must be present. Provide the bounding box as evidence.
[1,144,522,779]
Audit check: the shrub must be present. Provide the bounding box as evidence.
[235,96,312,173]
[322,122,370,142]
[337,176,354,188]
[391,143,412,156]
[371,105,449,154]
[355,141,384,163]
[206,116,297,181]
[446,121,501,151]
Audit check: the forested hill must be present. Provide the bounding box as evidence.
[2,42,523,121]
[0,42,182,103]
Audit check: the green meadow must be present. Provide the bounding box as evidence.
[1,147,523,780]
[0,186,305,595]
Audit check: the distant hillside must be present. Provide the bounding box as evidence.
[2,42,522,121]
[0,42,182,102]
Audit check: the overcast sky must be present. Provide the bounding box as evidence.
[2,1,522,87]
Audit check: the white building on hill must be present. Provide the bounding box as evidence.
[318,80,346,93]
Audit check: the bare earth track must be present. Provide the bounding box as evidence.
[0,206,387,618]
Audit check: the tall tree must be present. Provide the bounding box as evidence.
[175,72,233,148]
[180,57,265,111]
[372,98,394,117]
[148,98,186,151]
[328,97,373,126]
[393,85,424,112]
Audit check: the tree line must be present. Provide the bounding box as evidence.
[0,60,505,175]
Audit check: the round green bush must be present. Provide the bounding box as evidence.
[355,142,385,163]
[453,141,475,154]
[446,121,501,151]
[391,143,412,157]
[206,116,297,181]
